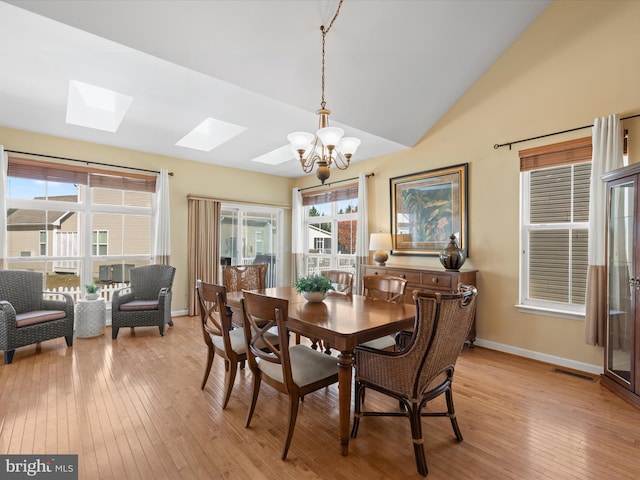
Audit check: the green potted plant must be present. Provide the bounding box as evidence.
[85,283,100,300]
[294,274,334,302]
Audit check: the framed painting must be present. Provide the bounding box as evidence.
[390,163,468,256]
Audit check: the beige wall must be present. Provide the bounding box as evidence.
[294,1,640,370]
[2,0,639,371]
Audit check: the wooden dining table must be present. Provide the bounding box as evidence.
[225,286,416,456]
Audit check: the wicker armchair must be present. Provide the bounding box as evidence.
[350,285,478,477]
[0,270,74,364]
[111,265,176,339]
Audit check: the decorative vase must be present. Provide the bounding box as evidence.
[302,291,326,303]
[85,293,99,300]
[439,234,465,271]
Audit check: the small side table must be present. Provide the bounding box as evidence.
[76,298,106,338]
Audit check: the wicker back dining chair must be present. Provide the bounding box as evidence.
[359,274,408,350]
[241,290,339,460]
[196,280,279,408]
[0,270,74,364]
[350,285,478,477]
[222,264,267,292]
[111,264,175,339]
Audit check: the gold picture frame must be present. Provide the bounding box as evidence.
[390,163,468,256]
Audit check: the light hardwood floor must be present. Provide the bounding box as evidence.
[1,315,639,479]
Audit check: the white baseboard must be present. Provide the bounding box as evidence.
[473,338,603,375]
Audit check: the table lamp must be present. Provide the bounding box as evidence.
[370,233,392,266]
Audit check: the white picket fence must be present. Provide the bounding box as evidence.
[45,282,129,303]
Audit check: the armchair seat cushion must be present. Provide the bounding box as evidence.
[119,300,159,311]
[16,310,67,328]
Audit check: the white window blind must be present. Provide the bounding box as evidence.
[520,137,591,313]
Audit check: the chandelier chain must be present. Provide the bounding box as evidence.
[320,0,343,109]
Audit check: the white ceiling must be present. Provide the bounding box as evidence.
[0,0,550,178]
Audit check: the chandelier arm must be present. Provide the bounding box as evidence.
[333,151,351,170]
[300,137,322,173]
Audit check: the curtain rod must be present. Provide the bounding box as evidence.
[493,113,640,150]
[187,194,289,209]
[5,149,174,176]
[298,172,374,192]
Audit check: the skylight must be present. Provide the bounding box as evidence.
[251,145,294,166]
[66,80,133,132]
[176,117,247,152]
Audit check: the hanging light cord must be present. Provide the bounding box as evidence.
[320,0,343,109]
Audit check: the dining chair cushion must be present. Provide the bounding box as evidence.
[211,328,278,356]
[257,344,338,387]
[359,335,396,350]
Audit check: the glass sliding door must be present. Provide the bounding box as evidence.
[220,204,283,287]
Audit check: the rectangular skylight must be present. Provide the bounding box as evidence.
[176,117,247,152]
[66,80,133,132]
[252,145,294,165]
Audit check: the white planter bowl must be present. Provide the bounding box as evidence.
[302,291,326,303]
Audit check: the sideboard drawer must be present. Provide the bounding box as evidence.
[363,266,421,284]
[422,272,454,291]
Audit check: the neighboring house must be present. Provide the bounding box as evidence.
[307,224,331,253]
[6,194,150,279]
[6,195,77,272]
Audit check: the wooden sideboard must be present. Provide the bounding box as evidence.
[360,264,478,345]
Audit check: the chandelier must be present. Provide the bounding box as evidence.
[288,0,360,185]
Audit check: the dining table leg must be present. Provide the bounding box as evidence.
[337,350,354,456]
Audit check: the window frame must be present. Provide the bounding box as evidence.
[518,137,592,320]
[6,156,156,293]
[302,184,359,275]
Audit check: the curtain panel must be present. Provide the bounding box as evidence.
[355,173,369,294]
[187,198,221,316]
[152,169,171,265]
[291,188,304,282]
[0,146,7,270]
[585,114,625,346]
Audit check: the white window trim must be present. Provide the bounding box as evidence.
[519,168,588,319]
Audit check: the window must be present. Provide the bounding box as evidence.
[6,157,156,294]
[39,231,46,256]
[219,204,283,287]
[302,184,358,275]
[519,137,592,316]
[92,230,108,256]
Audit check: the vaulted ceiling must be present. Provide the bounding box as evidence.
[0,0,551,178]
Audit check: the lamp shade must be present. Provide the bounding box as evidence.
[369,233,392,251]
[288,131,314,151]
[317,126,344,147]
[339,137,361,156]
